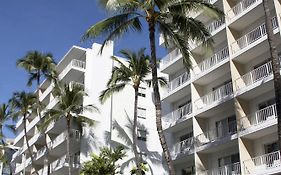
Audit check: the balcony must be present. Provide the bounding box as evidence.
[58,59,86,80]
[193,47,229,83]
[201,162,241,175]
[227,0,261,21]
[51,154,80,174]
[160,49,183,74]
[35,146,47,160]
[206,18,225,35]
[38,167,48,175]
[171,137,194,160]
[239,104,277,137]
[231,16,278,56]
[244,151,281,175]
[195,121,237,148]
[194,82,233,112]
[162,103,192,129]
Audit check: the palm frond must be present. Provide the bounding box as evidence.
[99,83,126,104]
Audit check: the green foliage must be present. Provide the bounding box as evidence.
[130,163,149,175]
[83,0,224,69]
[80,146,126,175]
[16,50,57,86]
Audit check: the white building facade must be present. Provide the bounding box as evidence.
[11,42,166,175]
[160,0,281,175]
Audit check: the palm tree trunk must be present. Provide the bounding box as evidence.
[147,18,175,175]
[23,116,39,175]
[66,116,72,175]
[133,87,142,174]
[262,0,281,150]
[1,139,13,175]
[36,75,51,175]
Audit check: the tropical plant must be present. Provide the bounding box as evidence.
[100,49,151,174]
[17,50,57,175]
[262,0,281,149]
[0,103,15,175]
[9,92,38,175]
[80,146,126,175]
[83,1,223,173]
[42,82,98,175]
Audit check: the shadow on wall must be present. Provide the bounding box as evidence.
[104,112,163,175]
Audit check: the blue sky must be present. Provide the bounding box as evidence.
[0,1,166,138]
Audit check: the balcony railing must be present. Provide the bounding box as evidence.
[51,154,80,171]
[227,0,259,20]
[160,49,181,66]
[162,103,192,128]
[207,18,225,34]
[35,146,47,160]
[244,151,281,174]
[193,47,229,76]
[239,104,277,131]
[168,72,190,92]
[50,129,80,149]
[202,162,241,175]
[235,61,273,90]
[194,82,233,110]
[196,120,237,147]
[172,137,194,159]
[58,59,86,80]
[231,17,278,54]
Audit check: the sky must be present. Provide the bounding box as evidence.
[0,0,166,138]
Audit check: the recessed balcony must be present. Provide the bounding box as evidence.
[244,150,281,175]
[171,137,194,160]
[231,16,279,61]
[239,104,277,138]
[200,162,241,175]
[160,49,184,74]
[195,120,237,150]
[58,59,86,81]
[227,0,263,27]
[162,72,191,102]
[206,18,226,36]
[162,103,192,130]
[51,154,80,175]
[194,82,233,113]
[193,47,229,84]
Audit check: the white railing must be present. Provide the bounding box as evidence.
[72,59,86,69]
[244,151,281,174]
[51,154,80,171]
[194,47,229,76]
[239,104,277,131]
[235,61,273,90]
[205,0,218,4]
[172,137,194,159]
[161,49,181,66]
[162,103,192,127]
[227,0,259,20]
[207,18,225,34]
[196,120,237,147]
[202,162,241,175]
[35,146,46,160]
[231,17,278,54]
[194,82,233,110]
[38,167,48,175]
[51,129,80,148]
[168,72,190,92]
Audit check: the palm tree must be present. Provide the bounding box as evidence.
[0,103,15,175]
[9,92,38,175]
[17,50,57,175]
[262,0,281,149]
[83,1,223,173]
[99,49,152,174]
[42,82,98,175]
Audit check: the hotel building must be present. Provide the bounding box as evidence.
[160,0,281,174]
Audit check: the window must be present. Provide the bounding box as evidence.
[258,98,275,110]
[137,107,146,119]
[138,87,146,97]
[137,129,147,141]
[218,153,239,167]
[265,142,279,154]
[179,132,193,152]
[182,166,195,175]
[215,116,236,138]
